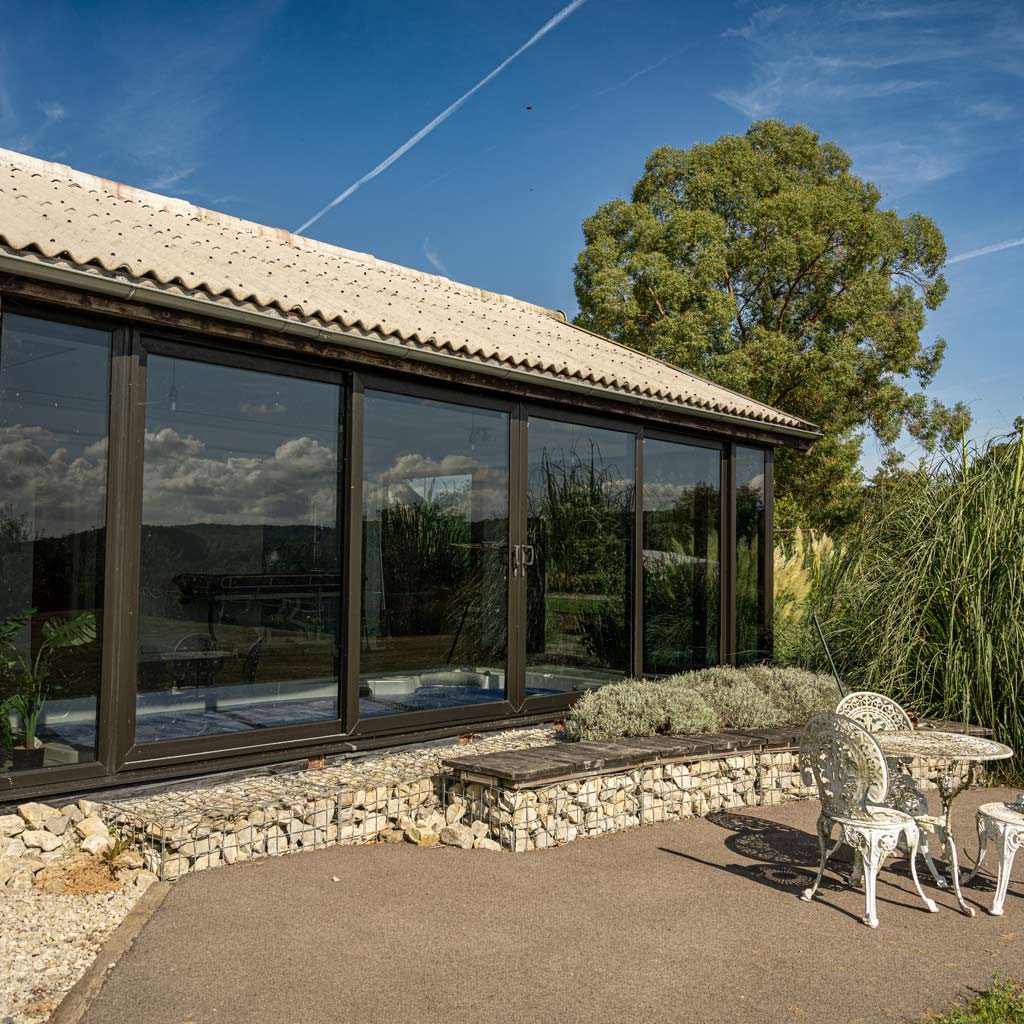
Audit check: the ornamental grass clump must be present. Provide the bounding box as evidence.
[813,430,1024,763]
[564,665,837,741]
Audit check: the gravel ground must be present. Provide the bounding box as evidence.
[0,884,143,1024]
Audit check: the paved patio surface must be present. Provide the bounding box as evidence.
[82,787,1024,1024]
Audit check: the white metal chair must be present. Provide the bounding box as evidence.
[836,691,947,890]
[799,713,938,928]
[963,802,1024,916]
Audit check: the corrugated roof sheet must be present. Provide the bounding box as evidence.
[0,148,814,433]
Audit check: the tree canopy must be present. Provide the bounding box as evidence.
[573,120,969,531]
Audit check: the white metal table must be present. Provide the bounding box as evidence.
[871,729,1014,916]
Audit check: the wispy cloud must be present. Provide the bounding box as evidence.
[422,238,450,277]
[294,0,588,234]
[947,238,1024,266]
[715,2,1023,194]
[593,49,686,98]
[146,166,197,191]
[39,100,66,123]
[101,0,284,195]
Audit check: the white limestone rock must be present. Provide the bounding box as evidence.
[22,829,65,853]
[439,824,474,849]
[0,814,26,837]
[16,802,58,829]
[81,833,112,856]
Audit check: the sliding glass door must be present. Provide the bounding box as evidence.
[524,416,635,697]
[135,352,344,742]
[642,437,722,675]
[359,388,511,719]
[735,446,769,665]
[0,314,110,775]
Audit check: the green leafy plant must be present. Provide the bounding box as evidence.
[0,611,97,749]
[921,977,1024,1023]
[573,119,970,532]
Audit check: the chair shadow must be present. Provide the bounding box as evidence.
[655,809,952,923]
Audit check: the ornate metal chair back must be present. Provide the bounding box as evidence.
[800,713,889,821]
[836,691,913,733]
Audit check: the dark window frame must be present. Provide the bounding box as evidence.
[347,370,520,738]
[0,302,120,791]
[119,331,352,770]
[0,296,777,794]
[639,431,725,677]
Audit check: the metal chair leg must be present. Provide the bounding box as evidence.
[802,817,833,903]
[920,832,949,889]
[991,839,1018,916]
[904,825,938,913]
[861,839,882,928]
[962,814,988,885]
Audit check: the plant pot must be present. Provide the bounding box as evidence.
[11,745,45,771]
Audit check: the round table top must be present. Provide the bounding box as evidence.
[872,729,1014,762]
[978,800,1024,825]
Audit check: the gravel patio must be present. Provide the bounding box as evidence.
[77,787,1024,1024]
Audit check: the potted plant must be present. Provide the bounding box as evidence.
[0,610,96,771]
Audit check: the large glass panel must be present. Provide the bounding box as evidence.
[525,418,634,694]
[360,390,509,718]
[136,355,342,741]
[0,314,109,772]
[643,438,721,674]
[736,446,768,665]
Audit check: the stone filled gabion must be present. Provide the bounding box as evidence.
[101,727,556,880]
[447,751,808,852]
[93,728,967,878]
[444,752,965,852]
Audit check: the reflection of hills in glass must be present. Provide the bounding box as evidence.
[140,522,342,578]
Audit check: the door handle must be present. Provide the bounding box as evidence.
[511,544,535,576]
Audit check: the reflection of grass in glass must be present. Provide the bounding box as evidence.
[736,483,765,663]
[371,498,508,668]
[644,544,720,672]
[643,480,720,673]
[527,448,634,669]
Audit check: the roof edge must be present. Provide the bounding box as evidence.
[0,250,823,445]
[0,147,564,322]
[560,317,819,433]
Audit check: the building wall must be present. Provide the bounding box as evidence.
[0,294,776,801]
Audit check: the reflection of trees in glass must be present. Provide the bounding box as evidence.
[736,479,767,663]
[644,481,720,673]
[527,447,634,669]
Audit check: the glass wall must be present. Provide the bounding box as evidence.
[2,306,779,786]
[736,446,768,665]
[0,314,110,772]
[642,438,721,674]
[525,417,635,694]
[136,355,343,741]
[360,390,509,718]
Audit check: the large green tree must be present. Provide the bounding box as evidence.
[573,120,969,532]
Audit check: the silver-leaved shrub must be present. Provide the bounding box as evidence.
[564,666,837,741]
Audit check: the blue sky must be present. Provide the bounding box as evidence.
[1,0,1021,468]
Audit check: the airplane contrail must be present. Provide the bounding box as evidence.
[294,0,587,235]
[946,237,1024,266]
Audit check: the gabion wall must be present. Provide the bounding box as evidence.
[107,777,436,879]
[104,749,967,876]
[445,751,812,852]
